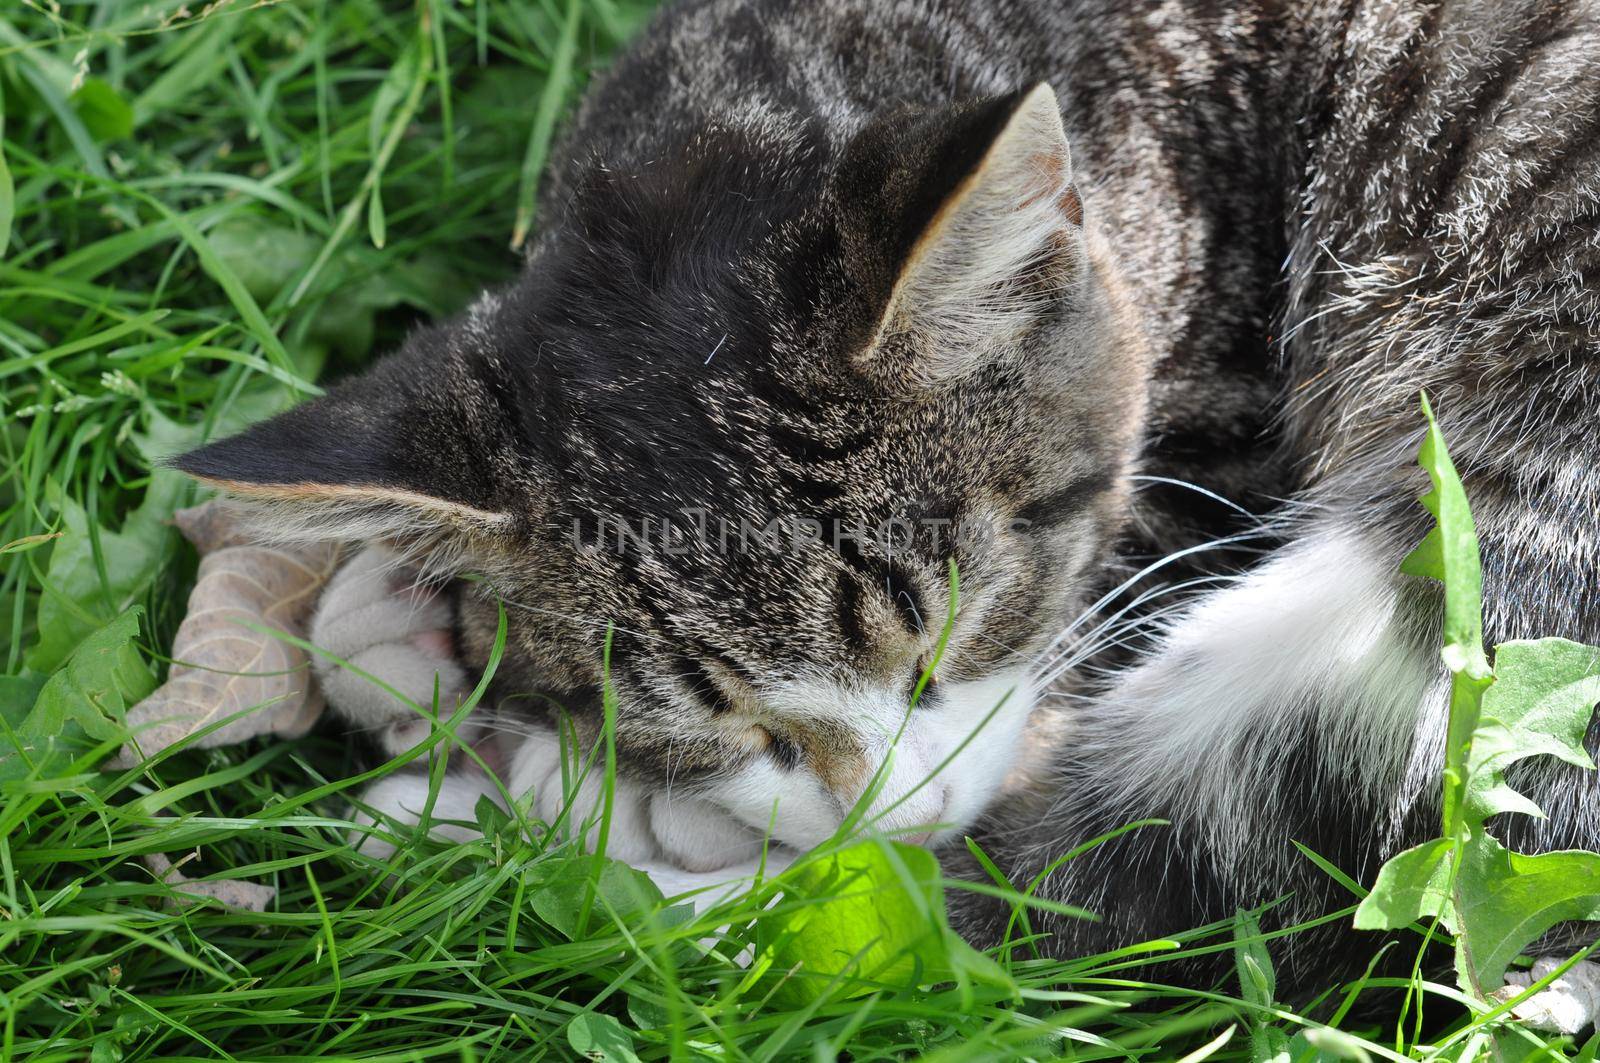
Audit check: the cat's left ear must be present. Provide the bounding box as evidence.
[171,340,525,552]
[840,83,1084,387]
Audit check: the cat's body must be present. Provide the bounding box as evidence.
[179,0,1600,1003]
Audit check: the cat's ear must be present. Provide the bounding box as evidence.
[172,346,522,549]
[842,83,1084,387]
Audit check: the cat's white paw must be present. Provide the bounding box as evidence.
[348,743,796,919]
[311,545,471,755]
[350,711,787,889]
[633,849,797,912]
[649,792,766,872]
[1493,957,1600,1035]
[506,725,660,865]
[505,723,772,872]
[350,769,502,860]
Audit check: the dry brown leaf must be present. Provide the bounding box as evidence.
[143,851,277,911]
[111,500,343,767]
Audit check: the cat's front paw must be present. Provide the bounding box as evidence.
[1493,957,1600,1035]
[649,793,767,872]
[506,726,660,865]
[506,725,767,872]
[632,849,797,912]
[311,545,471,755]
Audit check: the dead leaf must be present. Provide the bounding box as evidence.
[111,500,342,767]
[143,851,276,911]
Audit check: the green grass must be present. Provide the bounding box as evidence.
[0,3,1587,1059]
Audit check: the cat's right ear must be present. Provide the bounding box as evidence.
[838,83,1085,388]
[171,343,524,550]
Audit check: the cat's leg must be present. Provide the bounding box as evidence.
[349,769,502,860]
[635,847,798,910]
[349,758,785,919]
[503,722,723,868]
[1061,521,1445,888]
[499,718,774,874]
[648,793,766,873]
[954,520,1450,990]
[311,545,474,756]
[500,721,657,865]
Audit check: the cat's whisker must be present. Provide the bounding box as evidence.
[1029,570,1242,687]
[458,718,546,742]
[1127,475,1270,524]
[973,631,1035,663]
[1034,605,1195,688]
[494,595,673,645]
[1033,598,1224,691]
[1037,688,1096,703]
[664,734,677,808]
[1028,527,1269,673]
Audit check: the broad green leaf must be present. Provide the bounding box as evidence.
[209,217,471,361]
[70,78,134,142]
[1469,639,1600,821]
[0,672,47,725]
[23,398,297,674]
[26,472,186,674]
[624,988,669,1032]
[1451,641,1600,990]
[474,792,512,838]
[758,841,949,1005]
[529,856,663,940]
[1455,838,1600,989]
[2,609,153,782]
[207,218,322,305]
[566,1012,640,1062]
[1353,838,1454,930]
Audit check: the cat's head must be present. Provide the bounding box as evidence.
[176,84,1149,851]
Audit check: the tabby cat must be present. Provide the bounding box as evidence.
[177,0,1600,1009]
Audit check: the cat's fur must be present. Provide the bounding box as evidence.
[182,71,1145,860]
[177,0,1600,1000]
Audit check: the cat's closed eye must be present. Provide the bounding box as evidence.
[884,564,927,636]
[909,661,940,698]
[757,728,804,770]
[675,653,749,716]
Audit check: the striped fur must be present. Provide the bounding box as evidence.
[176,0,1600,997]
